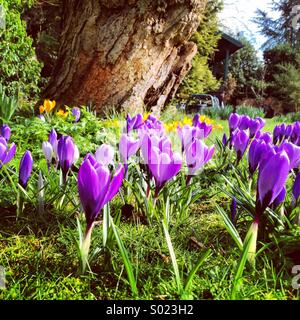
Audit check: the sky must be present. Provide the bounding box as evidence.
[218,0,281,56]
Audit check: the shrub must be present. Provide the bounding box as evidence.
[235,105,265,118]
[201,106,233,120]
[0,0,42,98]
[0,84,18,124]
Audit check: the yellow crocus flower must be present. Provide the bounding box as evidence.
[57,109,69,118]
[44,99,56,113]
[39,105,45,114]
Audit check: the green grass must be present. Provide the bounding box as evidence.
[0,109,299,300]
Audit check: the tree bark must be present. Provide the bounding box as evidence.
[44,0,207,113]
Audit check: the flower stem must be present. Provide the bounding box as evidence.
[80,222,95,273]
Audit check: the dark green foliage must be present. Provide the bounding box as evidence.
[235,105,265,118]
[228,37,266,103]
[0,84,18,124]
[178,0,222,97]
[201,106,233,120]
[0,0,42,98]
[273,53,300,112]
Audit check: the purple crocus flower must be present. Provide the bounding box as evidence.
[273,125,281,144]
[249,119,261,138]
[256,131,272,144]
[119,134,140,164]
[192,115,212,137]
[186,138,214,176]
[78,156,124,271]
[126,114,143,133]
[279,142,300,169]
[292,172,300,202]
[78,156,124,226]
[248,139,275,175]
[0,138,16,168]
[177,125,202,152]
[232,130,250,162]
[42,141,53,166]
[222,133,227,147]
[231,197,237,224]
[72,108,81,122]
[228,113,240,133]
[192,115,212,138]
[285,124,293,140]
[142,133,181,194]
[257,150,290,214]
[37,115,46,122]
[255,117,266,130]
[19,150,33,189]
[48,129,58,156]
[291,122,300,145]
[57,135,77,180]
[95,144,115,166]
[0,125,11,141]
[239,115,250,131]
[148,148,182,195]
[279,123,286,142]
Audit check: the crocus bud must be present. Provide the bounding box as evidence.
[42,141,53,164]
[280,142,300,169]
[239,115,250,131]
[126,114,143,133]
[48,129,58,156]
[285,124,293,140]
[0,125,11,141]
[232,130,250,162]
[19,150,33,189]
[292,172,300,202]
[186,138,214,176]
[72,107,81,122]
[255,117,265,130]
[222,133,227,147]
[57,135,77,179]
[257,150,290,214]
[230,197,237,224]
[95,144,115,166]
[273,125,281,144]
[249,119,260,138]
[228,113,240,133]
[119,134,140,164]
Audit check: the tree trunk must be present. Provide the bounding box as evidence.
[45,0,207,114]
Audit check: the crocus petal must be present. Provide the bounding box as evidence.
[273,187,286,209]
[281,142,300,169]
[258,151,290,209]
[228,113,240,132]
[3,143,16,164]
[104,164,125,204]
[95,144,115,166]
[292,172,300,201]
[19,150,33,188]
[0,125,11,141]
[0,143,6,163]
[42,141,53,163]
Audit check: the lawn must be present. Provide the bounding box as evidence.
[0,107,299,300]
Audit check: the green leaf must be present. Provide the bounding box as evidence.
[216,204,243,251]
[110,216,138,297]
[162,221,183,294]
